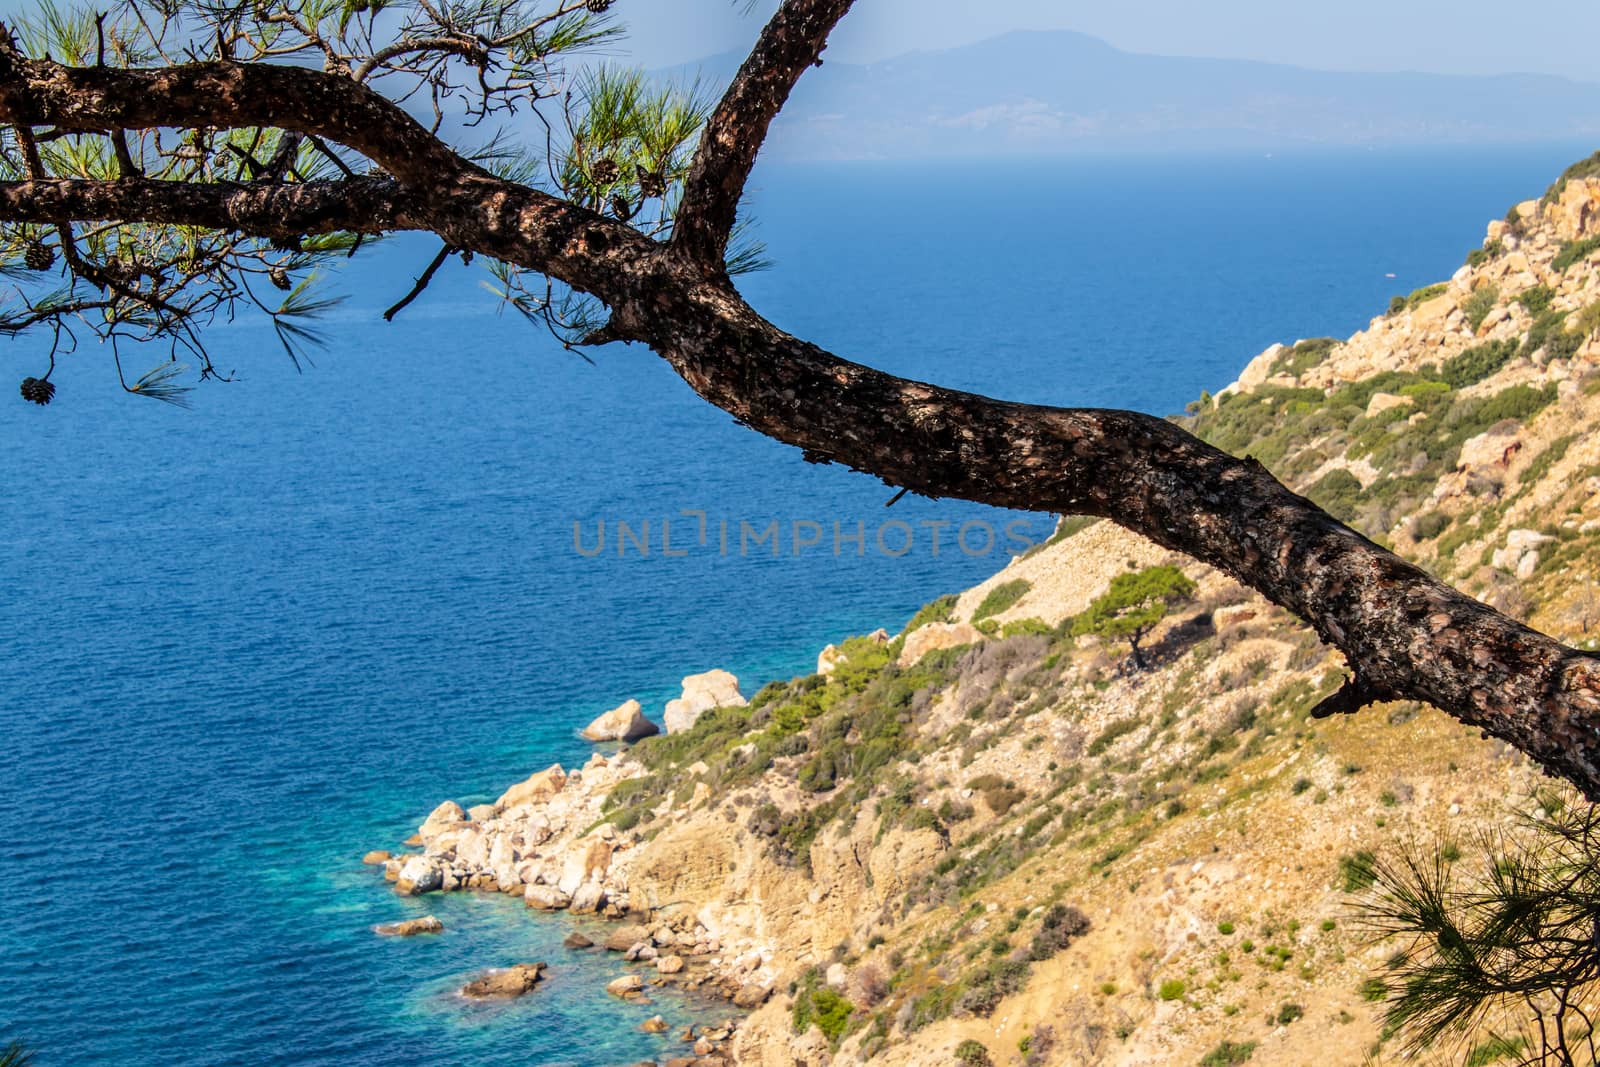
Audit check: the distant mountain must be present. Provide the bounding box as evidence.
[664,30,1600,158]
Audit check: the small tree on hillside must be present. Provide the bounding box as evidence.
[1072,565,1197,670]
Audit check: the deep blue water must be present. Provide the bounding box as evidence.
[0,145,1590,1065]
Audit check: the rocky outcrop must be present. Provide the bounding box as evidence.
[460,963,546,999]
[896,620,983,667]
[663,669,746,734]
[373,915,443,936]
[524,885,571,910]
[495,764,567,810]
[418,801,467,843]
[605,973,644,998]
[581,699,661,743]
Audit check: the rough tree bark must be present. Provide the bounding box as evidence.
[3,2,1599,794]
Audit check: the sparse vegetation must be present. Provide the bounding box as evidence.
[1552,235,1600,273]
[1462,284,1499,331]
[1199,1039,1257,1066]
[1440,339,1518,389]
[1027,904,1090,961]
[1544,150,1600,201]
[906,594,958,633]
[1389,283,1448,315]
[973,580,1032,622]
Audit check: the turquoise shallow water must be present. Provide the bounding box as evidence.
[0,146,1591,1065]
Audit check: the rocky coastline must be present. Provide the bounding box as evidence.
[366,670,782,1065]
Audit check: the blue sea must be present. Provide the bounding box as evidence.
[0,144,1589,1065]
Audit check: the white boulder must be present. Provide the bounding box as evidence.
[663,669,747,734]
[581,699,661,743]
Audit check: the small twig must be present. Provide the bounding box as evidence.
[382,241,454,321]
[111,130,140,178]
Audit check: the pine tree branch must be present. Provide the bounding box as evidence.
[672,0,855,269]
[0,41,470,187]
[0,177,422,237]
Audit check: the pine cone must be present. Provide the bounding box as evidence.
[20,377,55,405]
[591,158,620,185]
[637,168,666,199]
[269,267,292,291]
[586,0,612,12]
[23,242,54,272]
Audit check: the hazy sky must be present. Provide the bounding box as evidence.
[0,0,1593,82]
[618,0,1600,81]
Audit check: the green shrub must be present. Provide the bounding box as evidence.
[1306,468,1363,524]
[1544,151,1600,201]
[1389,283,1447,315]
[1000,617,1053,639]
[1465,241,1504,269]
[1199,1041,1257,1066]
[1553,235,1600,273]
[1339,850,1377,892]
[1217,920,1236,934]
[938,796,975,823]
[1275,1002,1304,1025]
[1411,511,1449,540]
[906,983,959,1032]
[1519,285,1556,314]
[973,579,1031,621]
[954,1039,993,1067]
[1472,383,1557,426]
[905,594,957,633]
[792,972,855,1046]
[1439,339,1518,388]
[1269,337,1338,377]
[1359,977,1388,1002]
[1158,978,1187,1001]
[1462,284,1499,332]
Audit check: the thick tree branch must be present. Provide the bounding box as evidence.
[0,44,469,187]
[603,280,1600,798]
[672,0,854,269]
[0,177,423,237]
[0,50,666,297]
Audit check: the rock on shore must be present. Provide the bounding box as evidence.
[460,962,546,999]
[581,699,661,742]
[373,915,443,937]
[663,669,746,734]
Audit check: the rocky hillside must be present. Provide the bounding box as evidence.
[374,153,1600,1067]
